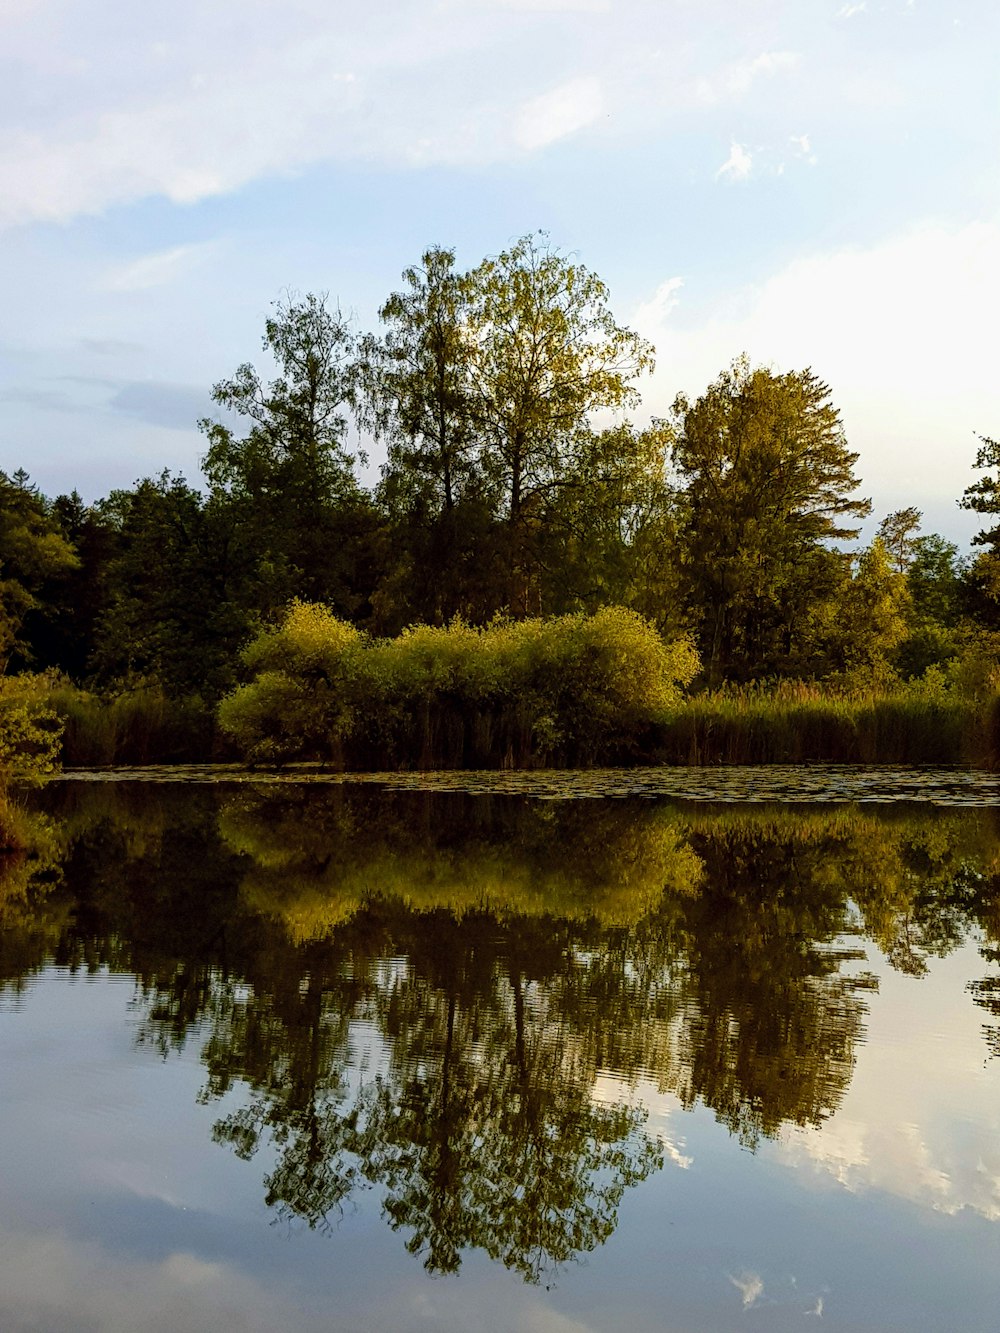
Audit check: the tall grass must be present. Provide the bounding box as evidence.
[654,680,984,766]
[42,678,216,766]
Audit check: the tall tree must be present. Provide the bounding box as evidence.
[200,293,377,619]
[462,233,654,613]
[670,358,870,682]
[876,506,922,574]
[91,473,246,698]
[360,246,477,516]
[960,433,1000,547]
[359,247,496,628]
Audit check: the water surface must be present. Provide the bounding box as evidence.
[2,771,1000,1330]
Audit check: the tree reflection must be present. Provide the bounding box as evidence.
[6,782,1000,1278]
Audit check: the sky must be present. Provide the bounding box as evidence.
[1,0,997,545]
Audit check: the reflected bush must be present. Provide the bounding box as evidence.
[218,787,703,941]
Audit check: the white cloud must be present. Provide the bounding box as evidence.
[476,0,610,9]
[715,140,753,180]
[695,49,799,106]
[837,2,867,17]
[788,133,818,166]
[515,77,604,151]
[726,50,799,96]
[634,276,684,328]
[103,242,215,293]
[631,219,1000,532]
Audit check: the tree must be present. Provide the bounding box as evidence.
[91,473,246,698]
[876,506,922,574]
[200,293,378,618]
[359,247,498,628]
[202,291,359,506]
[537,421,682,617]
[462,233,654,613]
[822,537,910,684]
[958,434,1000,632]
[960,433,1000,548]
[28,491,118,680]
[670,358,870,682]
[894,533,964,679]
[360,247,477,517]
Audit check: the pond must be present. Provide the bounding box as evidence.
[2,768,1000,1331]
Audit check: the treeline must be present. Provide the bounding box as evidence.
[1,233,999,767]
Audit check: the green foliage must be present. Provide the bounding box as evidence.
[670,357,870,682]
[0,471,79,673]
[91,473,247,699]
[1,249,995,738]
[201,293,380,624]
[218,602,364,764]
[876,506,923,573]
[57,683,214,765]
[360,246,476,516]
[822,537,911,685]
[0,673,64,848]
[0,674,64,786]
[219,602,699,767]
[960,433,1000,547]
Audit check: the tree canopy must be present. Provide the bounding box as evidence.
[670,358,870,681]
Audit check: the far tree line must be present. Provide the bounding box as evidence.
[1,232,997,703]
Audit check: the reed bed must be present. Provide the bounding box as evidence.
[44,680,216,766]
[654,685,985,767]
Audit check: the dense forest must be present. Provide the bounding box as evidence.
[0,233,998,777]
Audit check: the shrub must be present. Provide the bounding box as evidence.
[219,603,699,769]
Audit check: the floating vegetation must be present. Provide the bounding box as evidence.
[54,762,1000,806]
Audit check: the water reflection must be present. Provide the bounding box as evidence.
[5,781,1000,1283]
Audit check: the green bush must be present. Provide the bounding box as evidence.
[219,603,699,768]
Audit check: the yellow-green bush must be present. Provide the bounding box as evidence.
[0,674,63,788]
[219,603,699,768]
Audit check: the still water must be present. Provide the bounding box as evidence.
[2,769,1000,1331]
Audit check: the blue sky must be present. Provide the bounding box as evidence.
[1,0,997,542]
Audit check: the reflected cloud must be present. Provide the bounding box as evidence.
[0,1226,331,1333]
[730,1269,764,1308]
[778,953,1000,1222]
